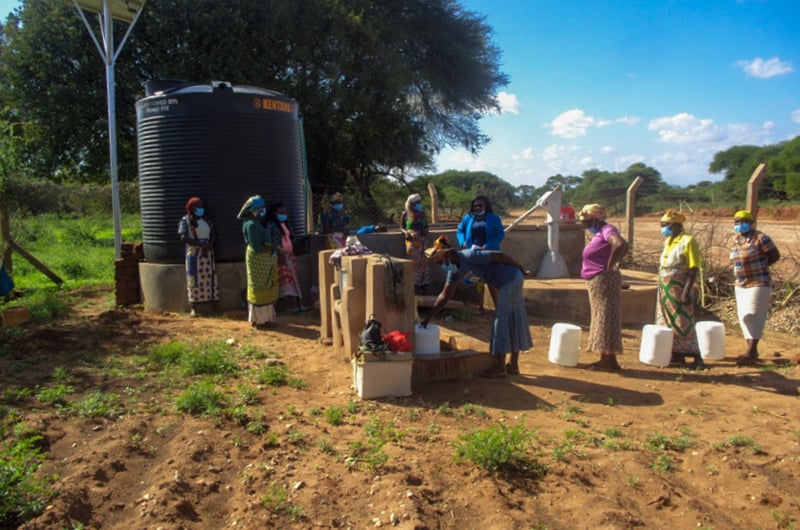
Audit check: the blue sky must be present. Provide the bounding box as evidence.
[435,0,800,187]
[3,0,799,188]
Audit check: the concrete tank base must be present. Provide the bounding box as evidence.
[412,350,496,386]
[139,262,246,313]
[523,269,658,327]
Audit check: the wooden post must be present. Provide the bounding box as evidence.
[8,238,63,285]
[746,163,767,222]
[427,182,439,224]
[0,194,11,273]
[626,176,644,255]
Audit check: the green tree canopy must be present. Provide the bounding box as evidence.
[0,0,507,211]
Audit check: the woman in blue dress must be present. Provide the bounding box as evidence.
[456,195,505,313]
[421,235,532,378]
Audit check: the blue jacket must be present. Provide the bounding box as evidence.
[456,212,504,250]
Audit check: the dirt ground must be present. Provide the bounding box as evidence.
[2,215,799,530]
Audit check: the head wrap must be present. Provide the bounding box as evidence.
[237,195,265,219]
[185,197,203,214]
[733,210,753,221]
[330,192,344,203]
[579,204,607,221]
[424,234,454,258]
[660,209,686,224]
[405,193,422,212]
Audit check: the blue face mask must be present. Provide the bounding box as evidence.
[194,208,204,217]
[332,203,344,211]
[441,262,459,275]
[587,226,599,234]
[277,214,288,222]
[413,203,423,212]
[661,226,672,237]
[258,208,266,218]
[734,223,750,233]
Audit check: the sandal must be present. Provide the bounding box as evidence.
[480,365,507,379]
[736,354,758,366]
[588,360,622,372]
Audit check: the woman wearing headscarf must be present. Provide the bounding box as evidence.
[456,195,505,313]
[421,235,532,378]
[729,210,780,365]
[656,209,703,368]
[238,195,281,328]
[399,193,430,293]
[178,197,218,317]
[579,204,629,371]
[320,192,350,248]
[271,202,306,313]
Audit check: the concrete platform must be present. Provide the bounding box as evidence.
[412,350,495,386]
[523,269,658,327]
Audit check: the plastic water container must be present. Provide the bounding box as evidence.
[414,323,440,356]
[639,325,673,367]
[548,323,582,366]
[696,321,726,361]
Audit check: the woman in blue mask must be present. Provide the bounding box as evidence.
[238,195,281,329]
[320,192,350,248]
[579,203,629,371]
[400,193,430,294]
[656,209,703,368]
[420,235,532,378]
[456,195,505,314]
[730,209,780,365]
[178,197,219,317]
[271,202,306,314]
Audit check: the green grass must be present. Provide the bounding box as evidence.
[175,380,227,416]
[0,428,58,527]
[453,421,543,473]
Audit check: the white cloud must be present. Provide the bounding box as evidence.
[515,147,534,160]
[601,146,615,154]
[737,57,793,78]
[550,109,596,138]
[495,91,521,115]
[792,109,800,124]
[550,109,640,138]
[648,113,723,145]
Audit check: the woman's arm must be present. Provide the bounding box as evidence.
[421,281,459,328]
[606,232,629,270]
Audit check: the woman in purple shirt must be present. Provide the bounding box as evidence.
[579,204,629,371]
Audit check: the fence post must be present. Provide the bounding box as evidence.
[746,163,767,222]
[427,183,439,224]
[626,176,644,256]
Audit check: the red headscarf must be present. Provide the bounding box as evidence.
[185,197,203,214]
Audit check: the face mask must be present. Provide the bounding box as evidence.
[332,203,344,211]
[734,223,750,233]
[587,226,599,234]
[441,262,459,275]
[194,208,204,217]
[277,214,288,222]
[661,226,672,237]
[413,203,423,212]
[473,208,485,216]
[258,208,266,218]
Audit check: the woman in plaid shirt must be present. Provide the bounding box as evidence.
[729,210,780,365]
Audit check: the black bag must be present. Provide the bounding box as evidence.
[359,315,385,351]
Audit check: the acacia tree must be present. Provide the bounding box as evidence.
[1,0,507,212]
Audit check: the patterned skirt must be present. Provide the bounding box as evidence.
[246,246,279,306]
[586,270,623,355]
[405,233,430,287]
[185,243,218,304]
[656,268,699,354]
[278,251,302,299]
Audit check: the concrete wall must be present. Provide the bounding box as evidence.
[139,223,586,313]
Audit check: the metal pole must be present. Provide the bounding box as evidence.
[104,0,123,258]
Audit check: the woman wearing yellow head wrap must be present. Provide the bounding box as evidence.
[656,209,703,368]
[578,203,629,371]
[730,210,781,364]
[400,193,430,293]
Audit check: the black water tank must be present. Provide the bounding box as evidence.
[136,81,306,263]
